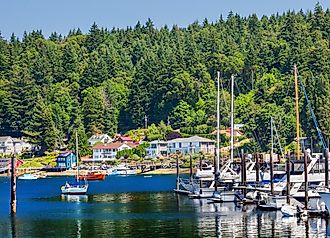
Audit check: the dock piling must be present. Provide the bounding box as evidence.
[286,151,291,204]
[255,154,259,186]
[10,155,17,214]
[325,148,329,189]
[270,152,274,195]
[304,150,308,210]
[189,154,193,183]
[241,149,246,196]
[176,154,179,191]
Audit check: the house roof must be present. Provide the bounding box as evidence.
[57,151,74,157]
[149,140,168,144]
[88,134,111,141]
[168,136,214,143]
[93,142,136,150]
[118,136,133,141]
[0,136,12,142]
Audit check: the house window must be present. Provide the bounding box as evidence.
[179,143,182,148]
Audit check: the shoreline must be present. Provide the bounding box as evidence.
[0,168,193,177]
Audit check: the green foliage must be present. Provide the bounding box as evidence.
[0,6,329,154]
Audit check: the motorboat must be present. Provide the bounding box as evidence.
[79,171,106,181]
[108,165,137,176]
[195,163,214,179]
[18,173,38,180]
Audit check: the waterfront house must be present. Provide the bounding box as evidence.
[56,151,77,169]
[167,136,215,155]
[0,136,14,155]
[0,136,32,155]
[88,134,113,146]
[145,140,168,158]
[92,142,136,162]
[217,124,245,138]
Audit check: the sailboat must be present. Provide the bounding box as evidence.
[209,74,242,203]
[61,131,88,195]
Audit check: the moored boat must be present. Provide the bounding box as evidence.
[61,131,88,195]
[79,171,106,181]
[61,181,89,195]
[257,195,287,211]
[18,173,38,180]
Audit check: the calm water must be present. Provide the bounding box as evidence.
[0,175,329,237]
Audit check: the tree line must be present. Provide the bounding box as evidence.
[0,4,329,155]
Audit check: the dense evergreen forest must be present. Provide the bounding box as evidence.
[0,4,329,155]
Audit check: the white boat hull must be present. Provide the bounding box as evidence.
[61,183,88,195]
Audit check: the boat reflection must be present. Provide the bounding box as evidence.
[61,194,88,202]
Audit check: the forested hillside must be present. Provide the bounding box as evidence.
[0,4,329,154]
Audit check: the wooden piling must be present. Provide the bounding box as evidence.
[241,149,246,196]
[325,148,329,189]
[286,151,291,204]
[304,150,308,210]
[199,155,203,194]
[176,154,179,191]
[10,155,17,214]
[270,151,274,195]
[189,154,193,183]
[255,154,260,185]
[214,150,218,192]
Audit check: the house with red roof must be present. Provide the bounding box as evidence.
[92,142,137,162]
[115,135,134,143]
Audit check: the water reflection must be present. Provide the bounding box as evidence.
[1,191,330,237]
[61,194,89,202]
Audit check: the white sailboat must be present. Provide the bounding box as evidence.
[61,131,88,195]
[210,74,242,203]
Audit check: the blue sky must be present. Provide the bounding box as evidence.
[0,0,329,39]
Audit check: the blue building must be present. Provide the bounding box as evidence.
[56,151,77,169]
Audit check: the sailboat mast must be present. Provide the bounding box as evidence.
[216,71,220,172]
[270,117,274,194]
[294,64,300,160]
[230,75,234,162]
[76,130,79,182]
[271,117,274,158]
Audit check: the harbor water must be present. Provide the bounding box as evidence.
[0,175,329,237]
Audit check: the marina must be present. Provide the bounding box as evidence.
[0,175,330,237]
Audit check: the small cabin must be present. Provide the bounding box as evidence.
[56,151,77,169]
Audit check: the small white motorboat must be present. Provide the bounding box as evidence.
[18,174,38,180]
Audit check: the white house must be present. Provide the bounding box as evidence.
[0,136,14,154]
[145,140,168,158]
[167,136,215,155]
[92,142,136,161]
[0,136,32,155]
[88,134,113,146]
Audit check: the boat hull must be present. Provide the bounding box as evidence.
[61,183,88,195]
[79,172,106,181]
[18,174,38,180]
